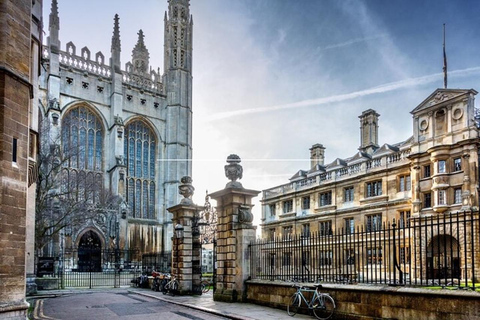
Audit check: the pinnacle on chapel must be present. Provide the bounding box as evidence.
[111,14,121,52]
[49,0,59,31]
[110,14,121,70]
[131,29,150,75]
[48,0,60,48]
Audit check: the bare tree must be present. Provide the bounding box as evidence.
[35,116,120,254]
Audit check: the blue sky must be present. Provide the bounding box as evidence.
[44,0,480,222]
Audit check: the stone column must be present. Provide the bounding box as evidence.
[167,176,203,295]
[210,155,259,302]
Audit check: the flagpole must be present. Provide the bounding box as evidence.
[443,23,447,89]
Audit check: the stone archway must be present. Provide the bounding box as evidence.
[78,230,102,272]
[426,234,461,279]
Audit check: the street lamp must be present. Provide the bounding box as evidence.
[174,223,184,280]
[174,223,184,240]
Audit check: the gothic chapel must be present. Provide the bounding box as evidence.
[39,0,193,257]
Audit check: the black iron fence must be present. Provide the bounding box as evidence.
[250,211,479,289]
[142,251,172,274]
[36,248,142,289]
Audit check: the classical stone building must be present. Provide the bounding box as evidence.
[38,0,193,262]
[261,88,480,281]
[0,0,43,317]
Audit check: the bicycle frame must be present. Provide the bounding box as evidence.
[295,287,320,309]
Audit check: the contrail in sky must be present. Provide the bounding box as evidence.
[201,66,480,122]
[322,34,388,51]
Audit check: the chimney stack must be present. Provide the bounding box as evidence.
[310,144,325,168]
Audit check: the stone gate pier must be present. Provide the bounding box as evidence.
[210,155,260,302]
[167,176,203,294]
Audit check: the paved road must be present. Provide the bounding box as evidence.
[36,290,229,320]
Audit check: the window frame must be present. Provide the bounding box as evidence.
[366,180,382,198]
[269,204,276,217]
[344,217,354,235]
[438,189,446,205]
[319,191,332,206]
[424,165,431,178]
[453,158,462,172]
[344,186,354,202]
[454,187,462,204]
[319,220,333,236]
[366,213,382,232]
[398,174,411,192]
[438,160,446,174]
[283,200,293,213]
[301,196,310,210]
[423,192,432,208]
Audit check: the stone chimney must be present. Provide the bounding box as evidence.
[359,109,380,154]
[310,144,325,168]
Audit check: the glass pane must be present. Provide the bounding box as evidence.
[128,139,135,176]
[95,131,102,171]
[87,129,94,170]
[143,141,149,178]
[128,179,134,216]
[135,180,141,218]
[143,181,148,218]
[136,140,142,177]
[150,143,155,179]
[79,127,86,169]
[150,182,155,219]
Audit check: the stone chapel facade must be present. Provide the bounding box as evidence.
[38,0,193,257]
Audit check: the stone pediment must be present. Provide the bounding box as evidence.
[411,88,477,115]
[307,164,325,177]
[348,151,371,165]
[325,158,347,170]
[289,170,307,181]
[373,143,399,157]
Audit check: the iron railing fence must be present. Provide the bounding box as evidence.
[142,251,172,274]
[36,248,142,289]
[250,211,479,289]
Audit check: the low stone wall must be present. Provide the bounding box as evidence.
[246,280,480,320]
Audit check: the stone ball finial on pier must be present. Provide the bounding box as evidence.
[179,176,195,205]
[225,154,243,188]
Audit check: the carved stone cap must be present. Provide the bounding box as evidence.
[225,154,243,188]
[179,176,195,205]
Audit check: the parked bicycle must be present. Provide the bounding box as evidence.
[162,274,179,295]
[200,279,211,293]
[287,282,335,320]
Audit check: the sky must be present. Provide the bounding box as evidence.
[43,0,480,227]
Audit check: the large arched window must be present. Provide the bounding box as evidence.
[124,120,156,219]
[61,105,104,202]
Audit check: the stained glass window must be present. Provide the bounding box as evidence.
[62,106,104,202]
[124,120,156,219]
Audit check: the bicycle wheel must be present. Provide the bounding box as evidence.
[287,293,300,316]
[201,280,210,293]
[312,294,335,320]
[171,280,179,295]
[161,279,168,295]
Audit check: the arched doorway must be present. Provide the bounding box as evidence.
[78,230,102,272]
[427,234,461,279]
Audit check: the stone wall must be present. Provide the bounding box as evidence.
[0,0,35,318]
[246,280,480,320]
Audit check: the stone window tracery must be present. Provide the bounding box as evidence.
[124,120,156,219]
[61,105,104,202]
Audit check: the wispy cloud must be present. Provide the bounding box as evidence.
[321,34,388,51]
[200,66,480,122]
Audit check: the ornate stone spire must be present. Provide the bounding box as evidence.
[48,0,60,48]
[111,14,121,52]
[110,14,121,70]
[131,29,150,75]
